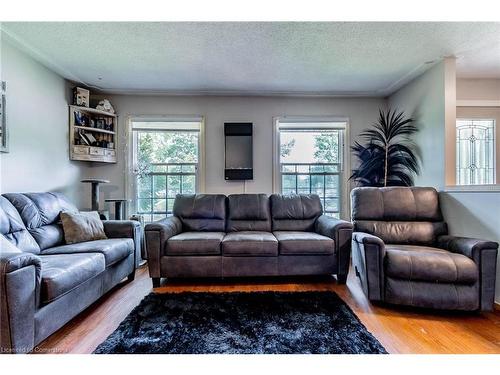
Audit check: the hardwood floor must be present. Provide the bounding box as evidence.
[35,264,500,354]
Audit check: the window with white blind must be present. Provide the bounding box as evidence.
[456,119,496,185]
[131,117,203,222]
[274,118,347,218]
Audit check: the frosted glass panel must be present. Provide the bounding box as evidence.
[456,119,495,185]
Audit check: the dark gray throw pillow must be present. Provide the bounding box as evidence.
[60,211,107,244]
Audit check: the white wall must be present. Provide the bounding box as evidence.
[387,61,447,188]
[0,37,89,207]
[454,77,500,303]
[440,191,500,303]
[84,94,386,216]
[457,78,500,101]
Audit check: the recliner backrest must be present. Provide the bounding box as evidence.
[226,194,271,232]
[173,194,226,232]
[270,194,323,231]
[350,187,447,245]
[2,192,77,251]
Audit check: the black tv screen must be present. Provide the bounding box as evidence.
[224,123,253,180]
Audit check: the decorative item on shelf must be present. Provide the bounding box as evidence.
[105,117,114,131]
[74,111,85,126]
[0,81,8,153]
[350,108,420,187]
[73,87,90,107]
[96,99,115,114]
[95,117,105,129]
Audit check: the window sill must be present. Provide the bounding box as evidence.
[443,185,500,193]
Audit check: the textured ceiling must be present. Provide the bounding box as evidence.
[2,22,500,96]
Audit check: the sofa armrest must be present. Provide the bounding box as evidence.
[351,232,386,301]
[144,217,182,278]
[437,235,498,311]
[1,236,41,353]
[315,215,353,283]
[103,220,142,267]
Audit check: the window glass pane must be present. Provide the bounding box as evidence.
[153,199,166,213]
[167,198,176,213]
[133,124,200,223]
[137,199,152,213]
[137,176,152,198]
[167,175,180,198]
[279,123,344,216]
[153,175,166,198]
[456,119,495,185]
[182,175,196,194]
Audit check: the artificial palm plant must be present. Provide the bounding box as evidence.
[350,109,420,187]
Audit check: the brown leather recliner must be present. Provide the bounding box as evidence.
[350,186,498,311]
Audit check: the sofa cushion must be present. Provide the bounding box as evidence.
[60,211,107,244]
[3,192,78,250]
[40,253,105,304]
[0,196,40,254]
[173,194,226,232]
[273,231,334,255]
[166,232,224,255]
[226,194,271,232]
[222,231,278,256]
[385,245,478,284]
[42,238,133,267]
[270,194,323,231]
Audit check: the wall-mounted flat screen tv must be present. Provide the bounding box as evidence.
[224,122,253,180]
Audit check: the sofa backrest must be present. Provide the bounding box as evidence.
[0,196,41,254]
[350,186,447,245]
[173,194,226,232]
[270,194,323,232]
[226,194,271,232]
[2,192,78,251]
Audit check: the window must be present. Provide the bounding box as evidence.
[131,118,203,222]
[456,119,496,185]
[275,119,346,218]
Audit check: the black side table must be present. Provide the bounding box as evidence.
[105,198,128,220]
[81,178,110,211]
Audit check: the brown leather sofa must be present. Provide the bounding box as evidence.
[350,186,498,311]
[145,193,353,286]
[0,192,141,353]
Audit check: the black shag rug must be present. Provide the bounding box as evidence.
[94,291,387,354]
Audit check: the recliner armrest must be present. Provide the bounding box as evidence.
[436,235,498,311]
[351,231,385,301]
[437,235,498,260]
[144,217,182,278]
[315,215,353,282]
[353,231,386,250]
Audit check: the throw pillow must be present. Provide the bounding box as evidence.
[60,211,107,244]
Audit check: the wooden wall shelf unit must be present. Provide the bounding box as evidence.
[69,105,117,163]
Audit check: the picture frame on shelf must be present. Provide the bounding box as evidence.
[73,87,90,107]
[0,81,8,153]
